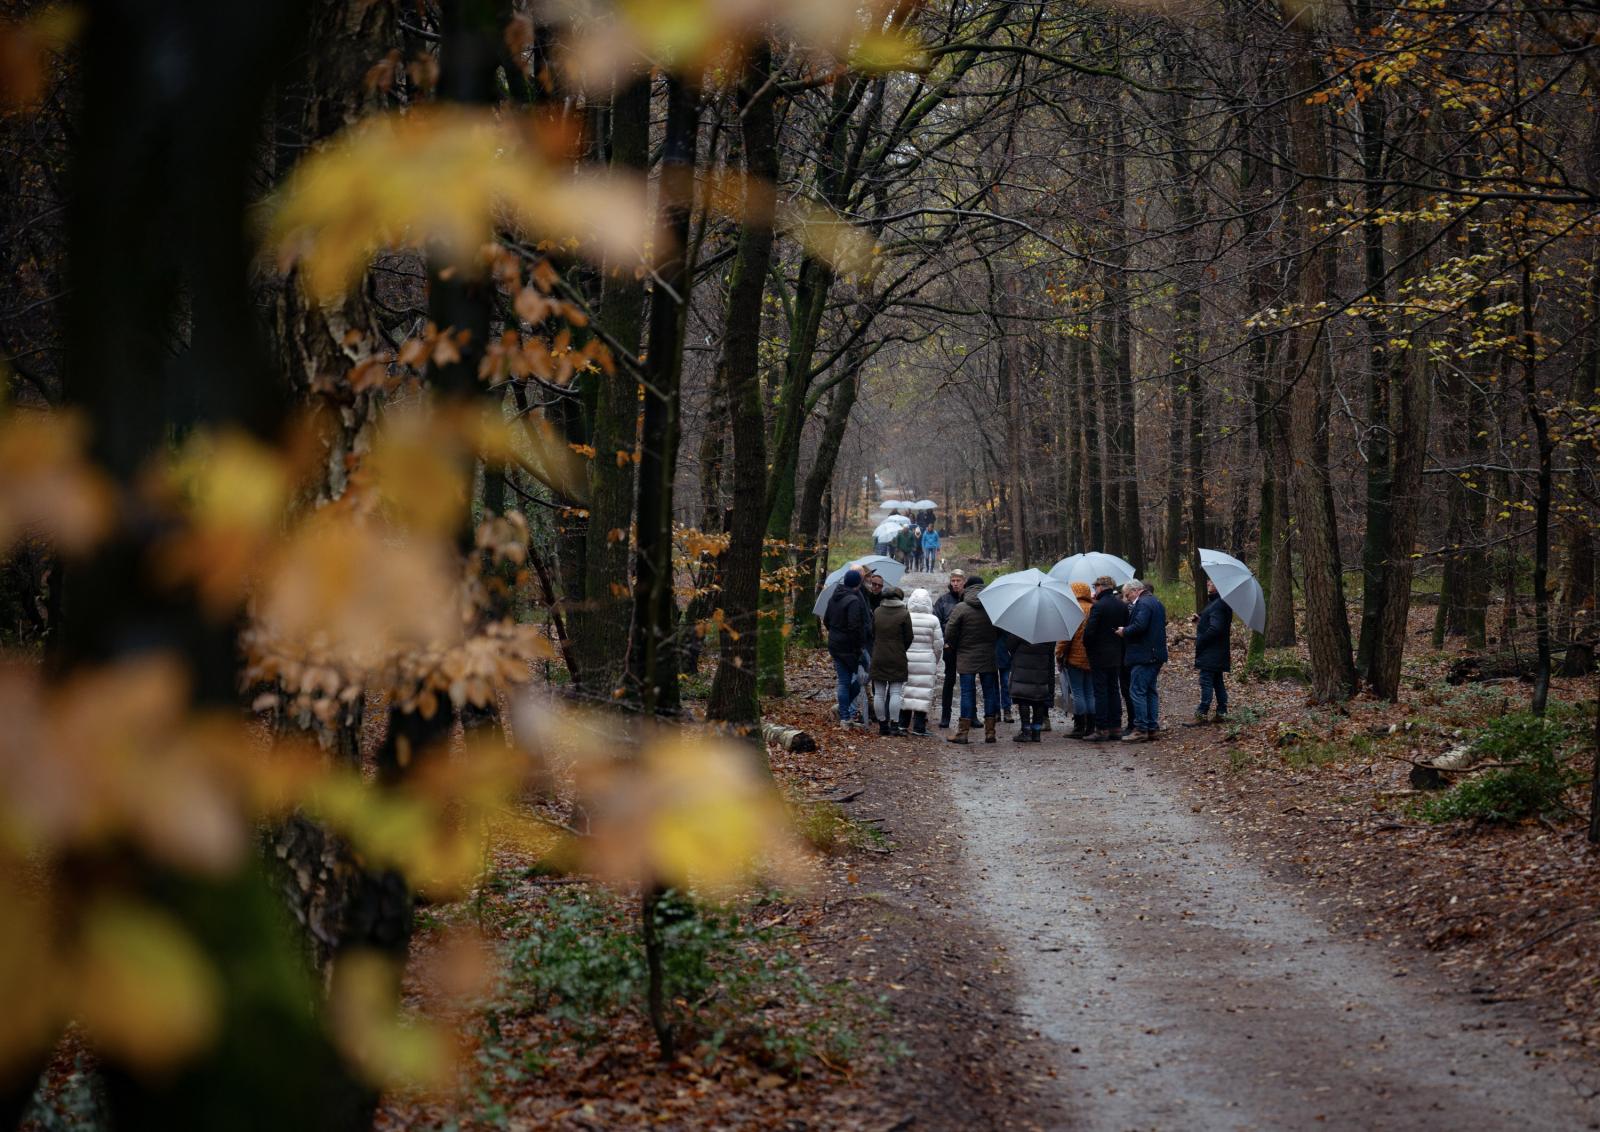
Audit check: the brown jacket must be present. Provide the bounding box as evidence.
[1057,581,1094,670]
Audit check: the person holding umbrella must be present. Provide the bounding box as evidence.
[1083,575,1129,741]
[870,586,914,736]
[823,569,873,725]
[1004,631,1056,743]
[1185,578,1234,725]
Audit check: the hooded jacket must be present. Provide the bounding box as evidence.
[1057,581,1094,670]
[1083,586,1129,669]
[823,584,872,664]
[1005,633,1056,705]
[944,582,998,675]
[1122,592,1169,666]
[870,597,913,682]
[1194,595,1233,671]
[901,589,945,712]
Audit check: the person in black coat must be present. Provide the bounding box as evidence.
[932,570,965,728]
[1082,576,1129,741]
[1187,579,1233,723]
[823,570,872,724]
[1003,632,1055,743]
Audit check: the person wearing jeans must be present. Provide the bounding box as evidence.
[932,571,965,727]
[959,670,999,726]
[822,569,873,724]
[1116,579,1169,741]
[1187,579,1234,724]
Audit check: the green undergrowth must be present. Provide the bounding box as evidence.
[1414,712,1583,826]
[790,799,888,854]
[1241,648,1312,685]
[472,884,885,1108]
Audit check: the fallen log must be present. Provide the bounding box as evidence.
[761,722,816,752]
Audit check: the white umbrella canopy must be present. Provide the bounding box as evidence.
[913,499,937,510]
[1047,551,1137,587]
[813,557,906,617]
[976,569,1086,644]
[884,513,912,526]
[1199,548,1266,633]
[872,519,906,542]
[879,499,908,510]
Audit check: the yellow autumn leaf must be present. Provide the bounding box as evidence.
[269,106,655,300]
[74,899,221,1073]
[330,950,457,1091]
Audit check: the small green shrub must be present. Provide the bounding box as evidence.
[791,800,887,854]
[490,888,871,1075]
[1221,704,1263,742]
[1243,649,1311,685]
[1416,713,1578,825]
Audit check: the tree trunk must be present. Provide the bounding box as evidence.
[707,44,778,727]
[1283,10,1355,701]
[629,74,700,716]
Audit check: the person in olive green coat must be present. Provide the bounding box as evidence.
[942,577,1000,744]
[870,588,913,736]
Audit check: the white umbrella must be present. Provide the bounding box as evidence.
[1047,551,1137,587]
[976,569,1086,645]
[883,514,912,527]
[813,557,906,617]
[880,499,908,510]
[1199,548,1266,633]
[913,499,937,510]
[872,519,906,542]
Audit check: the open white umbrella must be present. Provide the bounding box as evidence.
[1199,548,1266,633]
[872,519,906,542]
[976,569,1086,644]
[1047,551,1137,587]
[883,513,912,526]
[880,499,908,510]
[813,557,907,617]
[913,498,937,510]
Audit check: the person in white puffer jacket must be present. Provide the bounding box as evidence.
[899,588,945,736]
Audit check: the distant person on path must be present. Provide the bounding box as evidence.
[823,569,872,725]
[1004,632,1055,743]
[870,586,913,736]
[1185,578,1233,725]
[1056,580,1096,738]
[901,587,944,736]
[1116,579,1168,741]
[894,523,916,566]
[933,570,965,728]
[1083,575,1129,741]
[921,524,941,571]
[944,574,1000,744]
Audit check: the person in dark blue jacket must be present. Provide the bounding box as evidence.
[1186,579,1233,724]
[1115,579,1167,741]
[823,570,873,724]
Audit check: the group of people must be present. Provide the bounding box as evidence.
[874,512,942,572]
[824,563,1236,744]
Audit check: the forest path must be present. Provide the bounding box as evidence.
[942,735,1599,1130]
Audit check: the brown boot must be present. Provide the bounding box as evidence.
[947,718,973,745]
[984,717,997,744]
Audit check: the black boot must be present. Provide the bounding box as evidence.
[912,712,929,736]
[878,719,890,737]
[899,709,912,736]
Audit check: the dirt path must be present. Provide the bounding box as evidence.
[944,736,1599,1130]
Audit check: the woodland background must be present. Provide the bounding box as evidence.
[1,0,1599,1127]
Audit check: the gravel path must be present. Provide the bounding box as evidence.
[945,737,1600,1131]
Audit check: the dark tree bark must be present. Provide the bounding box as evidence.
[629,73,700,716]
[707,42,778,727]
